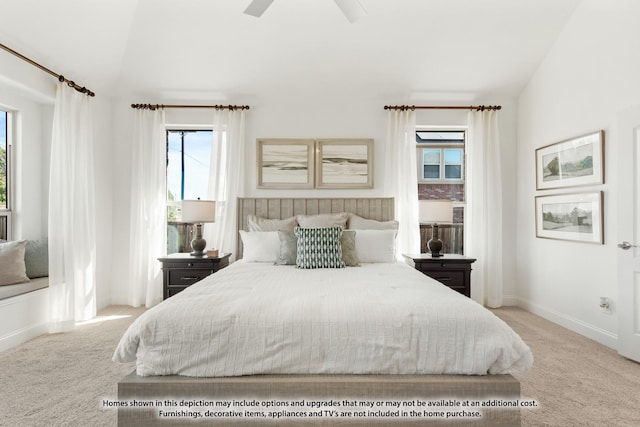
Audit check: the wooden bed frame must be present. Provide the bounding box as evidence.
[118,197,522,426]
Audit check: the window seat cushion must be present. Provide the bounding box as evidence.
[0,277,49,301]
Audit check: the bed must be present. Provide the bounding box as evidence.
[115,197,532,426]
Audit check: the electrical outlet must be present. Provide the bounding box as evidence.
[599,297,612,315]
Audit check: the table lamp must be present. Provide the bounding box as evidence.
[418,200,453,257]
[181,199,216,257]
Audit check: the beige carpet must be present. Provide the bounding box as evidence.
[0,305,638,426]
[494,307,640,427]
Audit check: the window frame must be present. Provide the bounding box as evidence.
[0,108,13,240]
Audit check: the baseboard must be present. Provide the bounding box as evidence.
[502,294,519,306]
[516,297,618,349]
[0,322,49,352]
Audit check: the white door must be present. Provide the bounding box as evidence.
[617,107,640,362]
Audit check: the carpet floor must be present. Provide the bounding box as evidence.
[0,305,638,426]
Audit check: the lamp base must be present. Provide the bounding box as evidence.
[427,238,444,257]
[427,223,444,257]
[190,224,207,257]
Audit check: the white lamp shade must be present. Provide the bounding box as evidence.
[419,200,453,224]
[181,200,216,223]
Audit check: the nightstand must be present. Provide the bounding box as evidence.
[158,253,231,299]
[403,253,476,297]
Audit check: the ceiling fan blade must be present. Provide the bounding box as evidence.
[334,0,366,23]
[244,0,275,18]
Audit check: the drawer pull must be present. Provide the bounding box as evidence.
[181,276,200,280]
[436,277,451,281]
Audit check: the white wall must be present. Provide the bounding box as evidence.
[516,0,640,348]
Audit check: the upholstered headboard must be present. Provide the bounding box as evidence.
[236,197,394,259]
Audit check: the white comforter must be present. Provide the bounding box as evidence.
[113,261,532,377]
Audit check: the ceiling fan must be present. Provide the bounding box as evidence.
[244,0,367,23]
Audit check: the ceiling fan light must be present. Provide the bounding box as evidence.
[334,0,367,23]
[244,0,275,18]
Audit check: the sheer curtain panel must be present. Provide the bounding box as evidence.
[206,109,246,261]
[385,109,420,258]
[466,109,503,307]
[48,82,97,332]
[128,109,167,307]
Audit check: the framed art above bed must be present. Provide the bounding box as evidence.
[315,139,373,189]
[256,139,374,189]
[257,139,315,189]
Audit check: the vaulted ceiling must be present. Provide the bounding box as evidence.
[0,0,581,101]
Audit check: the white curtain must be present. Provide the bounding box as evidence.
[385,109,420,258]
[128,108,167,307]
[205,108,246,262]
[48,83,96,332]
[466,109,503,307]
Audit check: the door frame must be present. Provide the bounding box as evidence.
[617,106,640,362]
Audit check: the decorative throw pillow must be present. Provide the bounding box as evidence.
[341,230,359,267]
[347,214,399,230]
[278,230,359,267]
[239,231,280,262]
[25,238,49,279]
[294,226,345,269]
[296,212,349,229]
[275,230,298,265]
[0,240,30,286]
[247,214,297,232]
[354,229,398,263]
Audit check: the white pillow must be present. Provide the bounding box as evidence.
[296,212,349,228]
[347,214,399,230]
[0,240,30,286]
[239,231,280,262]
[354,229,398,263]
[247,214,297,232]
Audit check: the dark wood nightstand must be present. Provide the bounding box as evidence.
[403,253,476,297]
[158,253,231,299]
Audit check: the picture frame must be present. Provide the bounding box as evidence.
[535,130,604,190]
[535,192,603,244]
[257,139,315,189]
[315,139,374,189]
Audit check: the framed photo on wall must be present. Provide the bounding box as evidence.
[535,191,604,244]
[535,130,604,190]
[257,139,315,189]
[315,139,374,189]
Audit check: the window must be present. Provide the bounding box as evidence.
[166,129,214,253]
[0,109,11,240]
[416,129,466,255]
[416,131,465,182]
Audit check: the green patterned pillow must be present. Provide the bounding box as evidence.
[294,226,345,269]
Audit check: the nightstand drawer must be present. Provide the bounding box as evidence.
[403,254,476,298]
[167,268,213,286]
[162,260,207,269]
[159,253,232,300]
[418,262,470,272]
[166,285,189,298]
[424,270,465,287]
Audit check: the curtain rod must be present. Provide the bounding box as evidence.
[0,42,95,97]
[131,104,250,111]
[384,105,501,111]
